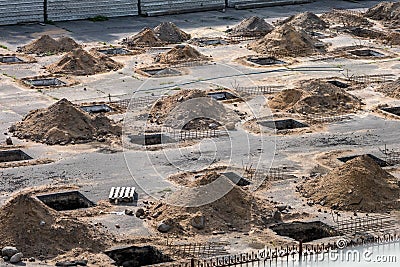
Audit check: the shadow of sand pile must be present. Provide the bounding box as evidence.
[268,80,361,115]
[365,1,400,28]
[277,12,329,32]
[9,98,121,145]
[0,192,110,258]
[47,48,122,75]
[299,155,400,212]
[146,172,273,234]
[154,22,191,43]
[376,78,400,99]
[156,45,208,64]
[248,25,324,57]
[19,35,80,54]
[228,16,274,37]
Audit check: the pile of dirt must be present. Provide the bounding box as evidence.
[248,25,323,57]
[300,155,400,212]
[268,80,361,114]
[277,12,329,31]
[121,28,164,48]
[0,192,110,258]
[20,35,81,54]
[376,78,400,99]
[154,22,191,43]
[365,2,400,28]
[344,27,400,46]
[9,98,121,145]
[229,16,274,37]
[320,9,373,27]
[47,48,122,75]
[156,45,208,64]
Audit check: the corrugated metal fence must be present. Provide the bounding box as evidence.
[0,0,43,25]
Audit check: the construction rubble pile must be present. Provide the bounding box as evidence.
[19,35,80,54]
[320,9,372,27]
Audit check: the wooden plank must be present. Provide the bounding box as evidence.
[109,187,115,199]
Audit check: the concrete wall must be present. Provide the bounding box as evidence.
[139,0,226,16]
[0,0,43,25]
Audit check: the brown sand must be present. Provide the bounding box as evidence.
[229,16,274,37]
[376,78,400,99]
[157,45,208,64]
[278,12,329,31]
[9,98,121,145]
[121,28,164,48]
[321,10,373,27]
[21,35,80,54]
[365,2,400,28]
[154,22,191,43]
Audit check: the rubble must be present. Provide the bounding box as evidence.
[376,78,400,99]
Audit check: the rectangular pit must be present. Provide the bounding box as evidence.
[208,91,238,101]
[98,48,131,55]
[381,106,400,117]
[24,78,66,87]
[141,67,181,78]
[81,104,113,114]
[0,55,23,63]
[338,154,389,167]
[349,49,384,57]
[104,246,172,267]
[0,150,32,163]
[247,56,285,66]
[37,191,95,211]
[327,80,349,88]
[129,133,175,146]
[259,119,308,130]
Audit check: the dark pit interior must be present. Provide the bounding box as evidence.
[222,172,251,186]
[0,55,23,63]
[0,149,32,163]
[25,78,66,87]
[81,104,113,114]
[338,154,389,167]
[193,38,228,46]
[37,191,95,211]
[98,48,131,55]
[270,221,338,242]
[247,56,285,65]
[349,49,384,57]
[129,133,175,146]
[259,119,308,130]
[104,246,172,267]
[208,91,238,101]
[381,106,400,117]
[327,80,349,88]
[142,67,181,77]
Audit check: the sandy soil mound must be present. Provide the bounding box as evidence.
[154,22,191,43]
[344,27,400,46]
[0,192,110,258]
[157,45,208,64]
[47,48,122,75]
[229,16,274,37]
[376,78,400,99]
[121,28,164,48]
[21,35,80,54]
[300,155,400,212]
[278,12,328,31]
[9,98,121,145]
[365,2,400,28]
[321,10,372,27]
[248,25,322,57]
[268,89,306,110]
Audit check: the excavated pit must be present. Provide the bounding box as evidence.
[0,149,32,163]
[0,55,23,63]
[24,78,66,87]
[259,119,308,130]
[338,154,390,167]
[98,48,131,55]
[140,67,182,78]
[36,191,95,211]
[349,49,384,57]
[381,106,400,117]
[104,245,173,267]
[80,104,113,114]
[247,56,285,66]
[208,91,238,101]
[270,221,339,242]
[327,80,349,88]
[129,133,175,146]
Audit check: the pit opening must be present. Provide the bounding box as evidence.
[98,48,131,55]
[24,78,66,87]
[141,67,182,77]
[259,119,308,130]
[208,91,238,101]
[0,149,32,163]
[349,49,384,57]
[222,172,250,186]
[327,80,349,88]
[104,245,173,267]
[247,56,285,66]
[37,191,95,211]
[381,106,400,117]
[190,38,228,46]
[129,133,175,146]
[270,221,339,242]
[338,154,389,167]
[0,55,23,63]
[81,104,113,114]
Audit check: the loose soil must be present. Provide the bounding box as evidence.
[365,2,400,28]
[20,35,80,54]
[321,10,373,28]
[121,28,164,48]
[376,78,400,99]
[229,16,274,37]
[277,12,329,31]
[154,22,191,43]
[156,45,209,64]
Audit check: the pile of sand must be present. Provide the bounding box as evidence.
[321,10,372,27]
[20,35,80,54]
[277,12,329,31]
[154,22,191,43]
[268,80,361,114]
[365,2,400,28]
[47,48,122,75]
[376,78,400,99]
[248,25,323,57]
[156,44,208,64]
[0,192,110,258]
[344,27,400,46]
[121,28,164,48]
[300,155,400,212]
[229,16,274,37]
[9,98,121,145]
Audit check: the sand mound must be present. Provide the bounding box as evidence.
[229,16,274,37]
[157,45,208,64]
[278,12,328,31]
[320,10,372,27]
[9,98,121,145]
[154,22,191,43]
[365,2,400,27]
[248,25,322,57]
[268,89,306,110]
[376,78,400,99]
[47,48,122,75]
[121,28,164,48]
[0,192,110,258]
[301,155,400,212]
[21,35,80,54]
